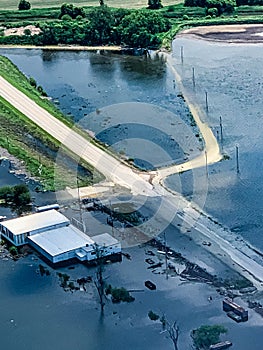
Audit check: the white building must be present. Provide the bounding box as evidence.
[0,210,121,264]
[0,210,69,246]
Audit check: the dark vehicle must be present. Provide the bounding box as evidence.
[223,298,248,321]
[145,280,156,290]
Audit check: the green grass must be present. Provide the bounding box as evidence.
[0,55,103,190]
[0,0,183,11]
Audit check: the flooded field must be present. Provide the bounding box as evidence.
[168,38,263,250]
[0,49,200,170]
[1,43,263,349]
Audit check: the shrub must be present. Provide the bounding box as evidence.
[18,0,31,10]
[9,246,18,256]
[110,287,135,303]
[23,28,31,36]
[29,77,37,87]
[61,14,72,21]
[148,310,160,321]
[207,7,219,16]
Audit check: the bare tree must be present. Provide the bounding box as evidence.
[165,320,180,350]
[93,244,106,313]
[160,316,180,350]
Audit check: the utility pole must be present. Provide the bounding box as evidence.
[109,199,114,236]
[164,231,168,280]
[205,91,208,112]
[77,178,84,230]
[180,46,184,64]
[219,116,223,151]
[192,67,195,88]
[236,145,240,175]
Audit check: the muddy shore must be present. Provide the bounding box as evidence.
[178,24,263,44]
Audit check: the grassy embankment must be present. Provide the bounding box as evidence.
[0,56,103,191]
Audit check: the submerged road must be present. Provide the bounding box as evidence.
[1,73,263,287]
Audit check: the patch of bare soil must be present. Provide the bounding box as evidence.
[178,24,263,43]
[4,25,41,37]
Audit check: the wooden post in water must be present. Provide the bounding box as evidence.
[180,46,184,64]
[236,145,240,174]
[205,91,208,112]
[192,67,196,88]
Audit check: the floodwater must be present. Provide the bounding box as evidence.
[168,38,263,250]
[1,46,263,349]
[0,49,200,170]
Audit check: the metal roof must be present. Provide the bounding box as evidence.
[28,225,94,257]
[92,233,120,247]
[1,210,69,235]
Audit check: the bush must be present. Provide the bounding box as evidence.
[18,0,31,10]
[23,28,31,36]
[148,310,160,321]
[110,287,135,303]
[29,77,37,87]
[207,7,219,16]
[9,246,18,256]
[61,14,72,21]
[183,14,190,19]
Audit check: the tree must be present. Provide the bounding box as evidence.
[117,11,170,48]
[191,325,227,349]
[148,312,180,350]
[163,319,180,350]
[18,0,31,10]
[148,0,163,9]
[13,184,31,206]
[88,6,114,44]
[93,244,106,313]
[59,3,85,19]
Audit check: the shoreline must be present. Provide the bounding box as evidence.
[0,44,123,51]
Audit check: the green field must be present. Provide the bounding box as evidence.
[0,0,182,10]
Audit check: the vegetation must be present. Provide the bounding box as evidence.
[148,310,160,321]
[0,0,181,11]
[0,55,102,190]
[0,184,31,206]
[148,0,163,9]
[148,312,180,350]
[191,324,227,349]
[9,245,19,256]
[0,0,262,49]
[105,284,135,303]
[0,7,171,49]
[59,3,85,19]
[18,0,31,11]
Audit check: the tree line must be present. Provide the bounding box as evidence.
[3,5,171,48]
[184,0,263,14]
